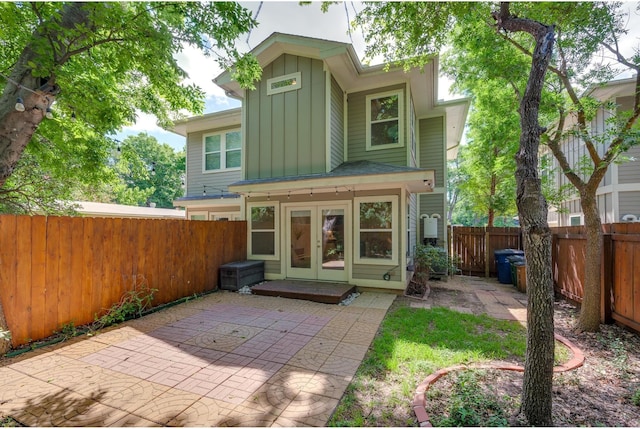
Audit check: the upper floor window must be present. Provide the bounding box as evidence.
[203,130,241,172]
[366,90,404,151]
[267,72,301,96]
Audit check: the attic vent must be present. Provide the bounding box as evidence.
[267,72,301,95]
[621,214,639,222]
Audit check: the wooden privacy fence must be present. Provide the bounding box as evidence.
[0,215,246,347]
[553,223,640,333]
[448,226,522,277]
[449,223,640,333]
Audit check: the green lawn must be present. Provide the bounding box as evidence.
[329,305,539,427]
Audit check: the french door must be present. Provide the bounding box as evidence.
[285,203,348,281]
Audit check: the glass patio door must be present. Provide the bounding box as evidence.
[285,204,348,281]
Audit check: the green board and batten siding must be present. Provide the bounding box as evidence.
[330,76,345,170]
[419,116,447,243]
[347,84,407,166]
[418,116,445,188]
[245,54,326,180]
[186,129,241,198]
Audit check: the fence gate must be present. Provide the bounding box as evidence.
[449,226,522,277]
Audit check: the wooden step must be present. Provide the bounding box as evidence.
[251,280,356,304]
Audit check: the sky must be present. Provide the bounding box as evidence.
[116,2,372,151]
[115,1,640,152]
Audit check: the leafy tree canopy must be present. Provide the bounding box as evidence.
[110,133,185,209]
[0,2,261,187]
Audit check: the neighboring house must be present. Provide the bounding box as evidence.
[74,201,185,219]
[171,33,469,292]
[548,77,640,226]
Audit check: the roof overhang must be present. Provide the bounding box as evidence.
[169,108,241,137]
[586,76,637,101]
[229,163,436,196]
[438,98,471,160]
[173,195,241,209]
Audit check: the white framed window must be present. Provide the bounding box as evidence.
[210,212,241,221]
[366,90,404,151]
[203,129,241,172]
[569,215,582,226]
[248,203,279,260]
[189,211,208,221]
[267,72,301,96]
[354,195,398,265]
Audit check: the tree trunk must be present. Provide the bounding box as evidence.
[488,173,497,227]
[493,4,556,425]
[577,191,603,331]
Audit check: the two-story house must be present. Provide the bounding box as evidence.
[171,33,469,292]
[548,76,640,226]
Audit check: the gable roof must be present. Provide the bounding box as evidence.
[214,32,468,158]
[216,32,441,115]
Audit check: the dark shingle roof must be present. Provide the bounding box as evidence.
[230,160,426,187]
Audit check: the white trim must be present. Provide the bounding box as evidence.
[266,71,302,96]
[247,202,280,261]
[354,195,398,266]
[202,128,241,173]
[400,188,407,284]
[365,89,405,151]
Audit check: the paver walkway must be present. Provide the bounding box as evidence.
[410,275,528,325]
[0,290,395,427]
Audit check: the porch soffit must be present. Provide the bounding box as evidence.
[228,160,435,195]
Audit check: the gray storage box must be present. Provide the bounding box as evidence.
[220,260,264,291]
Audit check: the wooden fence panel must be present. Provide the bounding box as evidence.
[610,223,640,332]
[450,226,521,276]
[0,216,17,341]
[552,227,587,303]
[0,215,247,347]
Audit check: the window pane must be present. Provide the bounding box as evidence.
[271,77,297,90]
[205,153,220,170]
[371,121,399,146]
[322,209,345,270]
[226,149,241,168]
[190,214,206,220]
[205,135,221,153]
[359,231,392,259]
[252,232,275,255]
[291,210,311,268]
[226,131,241,149]
[251,206,275,229]
[360,202,392,229]
[370,95,398,121]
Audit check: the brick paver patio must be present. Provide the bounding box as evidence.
[0,291,395,427]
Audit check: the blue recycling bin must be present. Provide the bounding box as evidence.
[494,249,524,284]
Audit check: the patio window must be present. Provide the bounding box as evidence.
[366,90,404,151]
[203,129,241,172]
[355,196,398,265]
[248,203,279,260]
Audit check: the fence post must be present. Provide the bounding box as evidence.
[601,233,613,324]
[484,229,490,278]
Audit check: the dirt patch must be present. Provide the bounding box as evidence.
[422,294,640,427]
